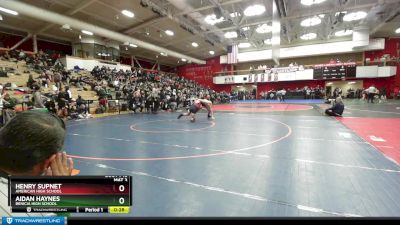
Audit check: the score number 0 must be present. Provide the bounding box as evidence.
[117,184,126,205]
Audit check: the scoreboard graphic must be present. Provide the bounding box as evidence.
[313,62,356,79]
[8,176,132,214]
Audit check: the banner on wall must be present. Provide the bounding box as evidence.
[213,65,395,85]
[213,69,313,84]
[223,76,235,84]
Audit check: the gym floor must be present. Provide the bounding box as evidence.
[65,99,400,217]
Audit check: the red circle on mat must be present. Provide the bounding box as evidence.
[130,119,215,133]
[213,104,313,112]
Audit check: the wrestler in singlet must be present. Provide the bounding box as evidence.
[189,99,203,114]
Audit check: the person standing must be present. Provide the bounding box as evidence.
[33,85,45,109]
[367,85,376,103]
[281,88,286,102]
[276,89,283,102]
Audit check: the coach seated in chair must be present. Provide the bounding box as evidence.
[325,97,344,117]
[0,111,74,216]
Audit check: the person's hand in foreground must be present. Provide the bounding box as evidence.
[45,152,74,176]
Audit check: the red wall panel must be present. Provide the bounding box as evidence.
[168,38,400,96]
[361,77,395,91]
[0,33,71,55]
[364,38,400,93]
[177,56,232,91]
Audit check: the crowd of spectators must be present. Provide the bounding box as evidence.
[0,49,91,122]
[88,65,231,114]
[0,48,396,127]
[260,86,325,100]
[230,89,257,101]
[0,49,232,124]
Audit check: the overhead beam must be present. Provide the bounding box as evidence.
[272,0,281,65]
[121,16,167,34]
[32,34,37,53]
[174,0,244,16]
[369,3,400,35]
[0,0,206,64]
[132,56,142,68]
[161,35,194,47]
[96,0,144,23]
[53,0,126,30]
[10,33,32,50]
[37,0,98,34]
[202,1,398,35]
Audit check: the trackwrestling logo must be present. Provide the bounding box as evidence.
[2,217,65,225]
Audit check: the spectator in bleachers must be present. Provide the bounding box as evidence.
[18,49,26,61]
[56,89,69,118]
[32,85,46,109]
[1,93,17,125]
[131,95,144,113]
[53,72,62,90]
[76,95,86,114]
[65,86,72,101]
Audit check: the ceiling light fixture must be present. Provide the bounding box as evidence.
[81,30,93,35]
[230,12,241,18]
[209,51,215,55]
[300,16,321,27]
[238,42,251,48]
[204,14,224,25]
[165,30,174,36]
[192,42,199,47]
[181,58,187,62]
[160,52,167,56]
[129,44,138,48]
[121,10,134,18]
[224,31,238,39]
[343,11,367,21]
[334,29,353,37]
[256,24,272,33]
[264,39,272,45]
[335,11,347,17]
[301,0,326,6]
[396,27,400,34]
[300,32,317,40]
[243,4,266,17]
[0,7,18,15]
